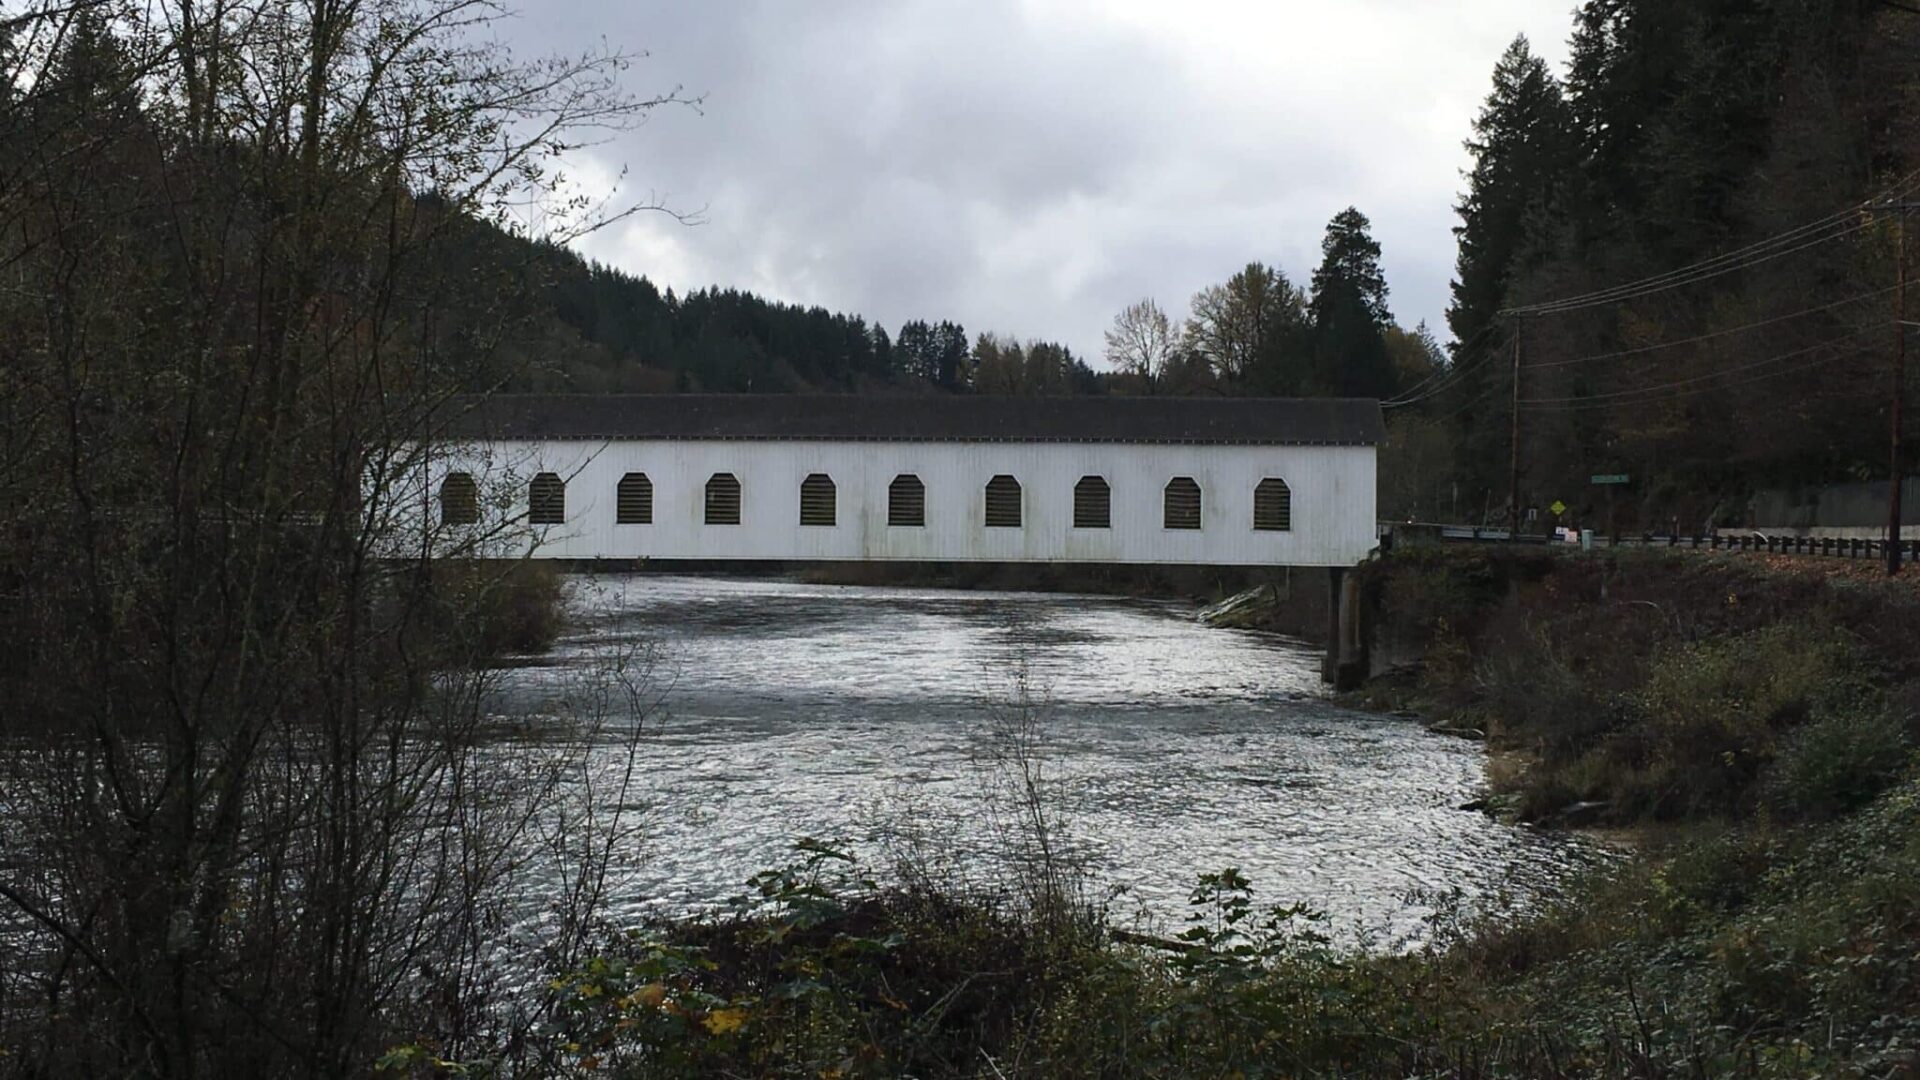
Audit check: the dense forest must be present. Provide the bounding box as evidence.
[462,205,1429,402]
[1428,0,1920,529]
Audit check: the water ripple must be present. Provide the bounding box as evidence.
[488,574,1603,943]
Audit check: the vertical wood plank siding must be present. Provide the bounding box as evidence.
[411,440,1374,567]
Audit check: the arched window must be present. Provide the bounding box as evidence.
[529,472,565,525]
[985,475,1022,528]
[1073,475,1110,529]
[1164,477,1201,530]
[800,473,836,526]
[617,472,652,524]
[1254,478,1292,531]
[439,472,478,526]
[889,474,925,527]
[705,472,741,525]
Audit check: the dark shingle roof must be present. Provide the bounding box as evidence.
[439,395,1383,446]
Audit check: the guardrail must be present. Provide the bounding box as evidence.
[1384,522,1920,563]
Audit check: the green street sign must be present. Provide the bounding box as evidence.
[1590,473,1630,485]
[1549,500,1567,516]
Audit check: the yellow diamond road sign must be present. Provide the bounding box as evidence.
[1549,500,1567,516]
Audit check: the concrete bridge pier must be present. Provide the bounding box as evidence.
[1322,567,1368,691]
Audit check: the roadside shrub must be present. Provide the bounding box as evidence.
[1474,621,1617,760]
[1619,623,1863,819]
[1765,702,1911,821]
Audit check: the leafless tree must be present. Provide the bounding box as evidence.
[1185,262,1311,390]
[0,1,690,1074]
[1103,298,1183,390]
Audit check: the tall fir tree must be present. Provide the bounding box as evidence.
[1446,35,1573,498]
[1309,207,1396,399]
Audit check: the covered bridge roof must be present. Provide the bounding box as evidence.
[439,395,1383,447]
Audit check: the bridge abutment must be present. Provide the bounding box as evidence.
[1322,566,1368,690]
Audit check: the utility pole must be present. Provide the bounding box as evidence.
[1509,316,1523,542]
[1895,209,1908,575]
[1885,202,1917,576]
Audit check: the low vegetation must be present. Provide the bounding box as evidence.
[412,561,571,662]
[368,550,1920,1078]
[1362,547,1920,827]
[398,781,1920,1076]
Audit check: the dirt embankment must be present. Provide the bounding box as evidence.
[1352,546,1920,826]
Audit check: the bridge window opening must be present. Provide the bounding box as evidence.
[439,472,478,525]
[1164,477,1201,530]
[800,473,836,526]
[1255,478,1292,531]
[705,472,742,525]
[1073,475,1110,529]
[616,472,652,524]
[529,472,565,525]
[985,475,1022,528]
[889,474,925,527]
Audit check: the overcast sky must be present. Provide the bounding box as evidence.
[515,1,1577,365]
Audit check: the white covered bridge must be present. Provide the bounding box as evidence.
[417,394,1380,566]
[409,394,1383,681]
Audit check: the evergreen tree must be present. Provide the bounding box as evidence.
[895,320,936,382]
[869,323,894,378]
[1385,322,1446,391]
[972,334,1023,394]
[1446,35,1572,496]
[1309,207,1396,399]
[932,320,971,389]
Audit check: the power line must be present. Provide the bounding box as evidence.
[1382,319,1501,405]
[1501,167,1920,316]
[1507,217,1877,316]
[1520,285,1899,370]
[1383,347,1504,409]
[1518,345,1877,412]
[1519,322,1883,403]
[1435,380,1503,423]
[1382,321,1510,409]
[1517,325,1886,409]
[1505,193,1897,315]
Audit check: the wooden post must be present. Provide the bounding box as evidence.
[1892,210,1907,575]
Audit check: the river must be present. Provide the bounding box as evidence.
[489,574,1597,943]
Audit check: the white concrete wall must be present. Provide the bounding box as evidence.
[416,438,1378,567]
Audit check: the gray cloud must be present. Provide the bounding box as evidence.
[514,1,1575,364]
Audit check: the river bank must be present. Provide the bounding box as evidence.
[455,549,1920,1078]
[485,574,1582,932]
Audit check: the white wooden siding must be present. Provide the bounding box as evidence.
[416,439,1377,567]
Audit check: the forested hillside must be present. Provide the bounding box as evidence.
[462,223,998,395]
[1428,0,1920,530]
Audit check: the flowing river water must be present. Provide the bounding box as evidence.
[489,574,1600,943]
